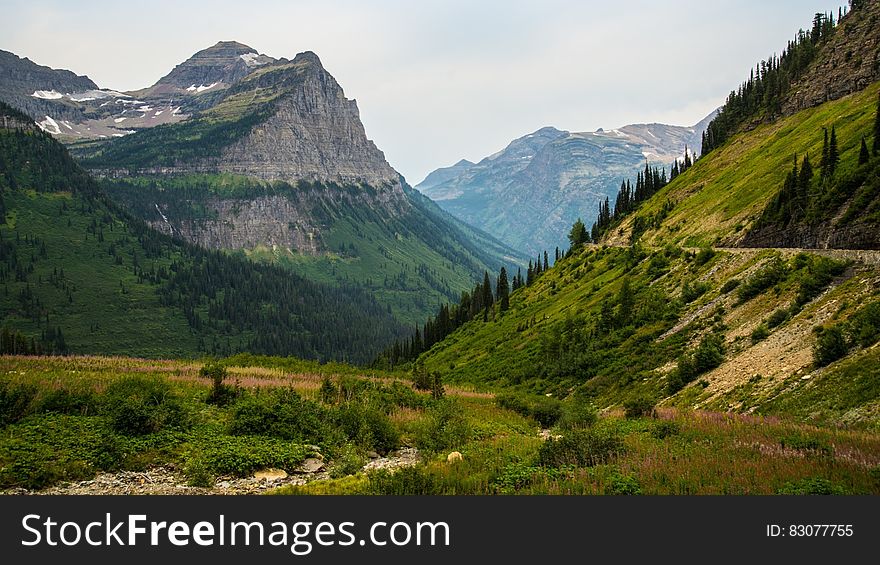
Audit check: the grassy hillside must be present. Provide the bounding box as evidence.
[603,82,880,248]
[414,241,880,429]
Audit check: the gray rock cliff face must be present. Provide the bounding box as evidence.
[150,194,324,252]
[147,184,411,253]
[738,222,880,250]
[215,53,402,190]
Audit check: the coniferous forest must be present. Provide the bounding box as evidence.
[0,102,405,362]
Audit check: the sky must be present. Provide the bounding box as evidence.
[4,0,842,184]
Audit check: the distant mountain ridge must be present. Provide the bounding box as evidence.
[417,113,717,254]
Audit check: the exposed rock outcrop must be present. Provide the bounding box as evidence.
[143,40,277,97]
[782,1,880,116]
[148,185,410,253]
[738,222,880,250]
[215,53,401,189]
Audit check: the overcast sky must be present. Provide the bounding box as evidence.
[5,0,842,184]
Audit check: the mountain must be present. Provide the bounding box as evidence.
[416,116,716,255]
[139,41,278,98]
[417,159,475,192]
[0,101,404,362]
[403,3,880,430]
[64,45,525,325]
[0,42,283,142]
[0,49,99,125]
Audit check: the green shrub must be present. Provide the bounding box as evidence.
[694,247,716,266]
[647,254,670,279]
[411,365,433,391]
[38,388,97,416]
[201,362,236,406]
[720,279,740,294]
[496,392,562,428]
[413,399,471,452]
[319,376,337,404]
[795,256,847,307]
[766,308,790,329]
[849,301,880,348]
[623,395,655,419]
[329,444,366,479]
[777,477,848,495]
[101,377,188,436]
[531,397,563,428]
[491,463,541,494]
[681,280,710,304]
[737,258,787,302]
[496,392,530,416]
[184,457,214,488]
[431,372,445,400]
[192,435,309,477]
[650,420,680,439]
[229,388,327,442]
[0,380,38,427]
[751,324,770,343]
[558,395,597,430]
[333,403,399,454]
[605,471,641,495]
[0,415,123,489]
[693,333,725,373]
[669,334,725,394]
[813,326,848,367]
[536,429,624,468]
[780,434,833,456]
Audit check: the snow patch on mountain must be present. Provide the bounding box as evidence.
[240,53,267,67]
[186,82,220,93]
[36,116,61,134]
[31,90,63,100]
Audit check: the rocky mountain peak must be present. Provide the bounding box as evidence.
[148,40,276,95]
[292,50,323,67]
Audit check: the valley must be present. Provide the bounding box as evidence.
[1,1,880,497]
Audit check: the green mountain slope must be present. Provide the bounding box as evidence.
[68,48,525,325]
[0,102,405,362]
[418,241,880,428]
[603,81,880,249]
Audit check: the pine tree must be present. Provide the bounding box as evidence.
[543,251,549,272]
[496,267,510,312]
[482,271,493,310]
[820,128,829,179]
[828,126,839,177]
[568,218,588,247]
[859,137,871,165]
[874,92,880,156]
[797,155,813,215]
